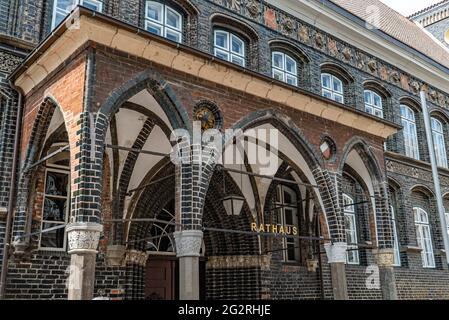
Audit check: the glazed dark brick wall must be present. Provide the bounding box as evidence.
[395,268,449,299]
[345,265,382,300]
[5,253,70,299]
[206,267,260,300]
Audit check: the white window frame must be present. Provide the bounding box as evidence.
[276,185,300,263]
[446,212,449,238]
[343,194,359,265]
[364,90,383,118]
[271,51,298,86]
[390,205,401,266]
[52,0,103,30]
[321,73,344,103]
[414,207,435,268]
[39,166,70,252]
[213,30,246,67]
[145,1,183,43]
[400,105,420,160]
[431,118,448,168]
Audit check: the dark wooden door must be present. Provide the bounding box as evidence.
[145,257,177,300]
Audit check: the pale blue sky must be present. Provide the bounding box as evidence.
[380,0,444,16]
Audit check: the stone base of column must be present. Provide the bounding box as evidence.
[324,242,348,300]
[68,253,97,300]
[375,249,398,300]
[66,222,103,300]
[174,230,203,300]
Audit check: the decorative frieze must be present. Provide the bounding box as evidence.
[0,51,22,73]
[207,255,271,270]
[208,0,449,110]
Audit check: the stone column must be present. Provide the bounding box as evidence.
[66,222,103,300]
[324,242,348,300]
[174,230,203,300]
[376,249,398,300]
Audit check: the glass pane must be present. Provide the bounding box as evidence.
[364,91,371,104]
[322,89,332,99]
[272,69,284,82]
[286,75,297,86]
[373,94,382,108]
[374,109,383,118]
[214,49,229,61]
[283,190,292,204]
[231,55,245,67]
[56,0,76,10]
[146,22,162,35]
[333,77,343,93]
[54,12,67,27]
[285,56,297,74]
[166,7,181,30]
[365,106,373,115]
[82,0,101,11]
[45,171,69,196]
[272,52,284,69]
[215,31,228,49]
[231,35,244,55]
[321,74,331,89]
[40,222,65,248]
[284,208,293,225]
[287,243,296,261]
[166,29,181,42]
[147,2,162,21]
[43,197,67,222]
[334,94,344,103]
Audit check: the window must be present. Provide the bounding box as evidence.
[431,118,448,168]
[214,30,245,67]
[414,207,435,268]
[145,1,183,43]
[343,194,359,264]
[52,0,103,29]
[272,51,298,86]
[276,185,299,262]
[390,205,401,266]
[400,105,420,160]
[321,73,344,103]
[364,90,383,118]
[39,143,70,251]
[446,212,449,237]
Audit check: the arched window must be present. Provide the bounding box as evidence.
[400,105,420,160]
[276,185,299,262]
[39,142,70,251]
[145,1,183,43]
[321,73,344,103]
[390,205,401,266]
[364,90,383,118]
[431,117,448,168]
[213,29,245,67]
[271,51,298,86]
[343,193,359,264]
[52,0,103,29]
[413,207,435,268]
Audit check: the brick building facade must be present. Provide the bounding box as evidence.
[1,0,449,300]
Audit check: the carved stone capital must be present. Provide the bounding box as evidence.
[374,249,394,267]
[174,230,203,258]
[66,222,103,254]
[125,249,149,267]
[324,242,348,264]
[106,245,127,266]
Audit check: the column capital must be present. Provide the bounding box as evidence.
[174,230,203,258]
[66,222,103,254]
[374,249,395,267]
[324,242,348,264]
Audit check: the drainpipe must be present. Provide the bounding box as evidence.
[420,90,449,265]
[0,80,24,299]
